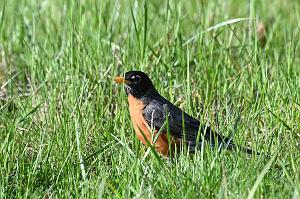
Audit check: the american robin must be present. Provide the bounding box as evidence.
[114,71,255,156]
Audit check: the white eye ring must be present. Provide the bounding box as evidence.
[131,75,141,81]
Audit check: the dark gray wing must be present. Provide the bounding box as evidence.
[142,96,234,151]
[142,97,201,143]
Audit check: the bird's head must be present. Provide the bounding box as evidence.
[114,71,156,98]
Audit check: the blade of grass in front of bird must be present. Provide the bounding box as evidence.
[140,117,165,165]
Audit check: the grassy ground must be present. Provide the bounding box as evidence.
[0,0,300,198]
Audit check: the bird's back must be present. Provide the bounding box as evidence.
[146,94,236,151]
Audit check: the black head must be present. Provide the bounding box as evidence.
[114,71,157,98]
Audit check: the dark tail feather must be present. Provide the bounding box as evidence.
[206,129,260,155]
[225,142,261,155]
[196,126,262,155]
[188,140,261,155]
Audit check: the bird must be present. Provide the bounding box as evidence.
[114,71,256,156]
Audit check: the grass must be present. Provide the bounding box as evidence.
[0,0,299,198]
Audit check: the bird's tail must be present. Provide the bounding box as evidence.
[224,142,260,155]
[203,127,261,155]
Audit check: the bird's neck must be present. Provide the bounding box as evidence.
[127,88,159,105]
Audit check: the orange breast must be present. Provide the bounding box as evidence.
[127,95,176,156]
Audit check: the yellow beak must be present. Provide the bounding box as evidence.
[114,76,130,84]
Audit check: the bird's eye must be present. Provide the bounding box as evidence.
[131,75,141,82]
